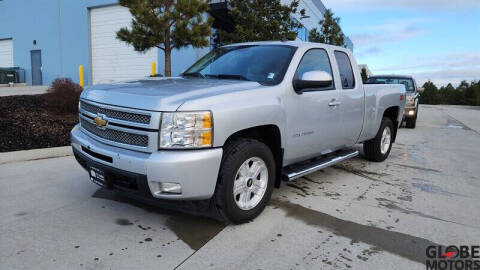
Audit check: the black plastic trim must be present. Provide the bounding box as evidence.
[73,148,153,199]
[81,146,113,163]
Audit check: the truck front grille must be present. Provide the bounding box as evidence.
[80,101,151,124]
[80,118,149,147]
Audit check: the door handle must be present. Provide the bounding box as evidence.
[328,99,341,107]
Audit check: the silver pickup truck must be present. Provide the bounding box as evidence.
[71,41,406,223]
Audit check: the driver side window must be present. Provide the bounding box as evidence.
[295,49,334,90]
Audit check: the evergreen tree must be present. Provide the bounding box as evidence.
[116,0,213,77]
[464,81,477,106]
[438,85,447,104]
[422,80,480,105]
[419,81,441,105]
[474,81,480,106]
[439,83,456,104]
[215,0,305,45]
[308,9,346,47]
[451,84,465,105]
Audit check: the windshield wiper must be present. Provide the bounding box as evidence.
[182,72,205,79]
[207,74,250,81]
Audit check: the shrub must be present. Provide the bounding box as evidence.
[44,78,83,113]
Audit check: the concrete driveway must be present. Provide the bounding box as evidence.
[1,105,479,270]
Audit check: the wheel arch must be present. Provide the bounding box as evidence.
[223,125,283,188]
[382,106,400,142]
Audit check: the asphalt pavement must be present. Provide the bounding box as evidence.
[1,105,479,270]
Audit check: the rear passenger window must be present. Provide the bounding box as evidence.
[334,51,355,89]
[295,49,334,89]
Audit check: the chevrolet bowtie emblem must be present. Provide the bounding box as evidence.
[93,114,108,129]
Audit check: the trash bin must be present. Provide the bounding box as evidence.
[0,68,17,84]
[0,67,24,84]
[12,67,25,83]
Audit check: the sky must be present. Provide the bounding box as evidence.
[322,0,480,87]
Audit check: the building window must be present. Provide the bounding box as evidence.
[292,17,308,42]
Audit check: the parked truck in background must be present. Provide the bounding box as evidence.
[366,75,419,128]
[71,41,406,223]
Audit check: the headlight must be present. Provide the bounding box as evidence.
[159,111,213,149]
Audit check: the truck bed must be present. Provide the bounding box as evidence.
[359,84,406,143]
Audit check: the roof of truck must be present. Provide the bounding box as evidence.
[223,41,350,51]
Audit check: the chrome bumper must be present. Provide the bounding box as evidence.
[71,124,223,200]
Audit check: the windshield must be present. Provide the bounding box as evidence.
[366,77,415,92]
[183,45,297,85]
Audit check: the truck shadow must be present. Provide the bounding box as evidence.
[92,188,225,251]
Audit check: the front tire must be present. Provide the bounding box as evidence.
[363,117,394,162]
[405,117,416,128]
[214,139,275,224]
[405,106,418,129]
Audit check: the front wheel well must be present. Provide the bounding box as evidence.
[383,106,399,142]
[223,125,283,188]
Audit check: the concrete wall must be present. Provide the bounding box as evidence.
[0,0,346,86]
[0,0,215,85]
[0,0,117,85]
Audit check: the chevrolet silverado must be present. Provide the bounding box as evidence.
[71,41,406,223]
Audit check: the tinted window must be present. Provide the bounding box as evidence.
[334,51,355,89]
[397,79,415,92]
[295,49,334,89]
[184,45,296,85]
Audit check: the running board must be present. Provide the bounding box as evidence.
[283,149,359,181]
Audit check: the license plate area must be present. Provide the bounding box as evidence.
[89,166,106,187]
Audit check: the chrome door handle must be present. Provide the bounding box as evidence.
[328,100,341,107]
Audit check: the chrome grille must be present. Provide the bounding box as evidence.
[80,101,151,124]
[80,118,149,147]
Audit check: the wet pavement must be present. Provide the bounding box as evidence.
[1,105,479,270]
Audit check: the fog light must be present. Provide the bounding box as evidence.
[159,182,182,194]
[408,110,415,116]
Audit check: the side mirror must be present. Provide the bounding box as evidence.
[293,71,333,93]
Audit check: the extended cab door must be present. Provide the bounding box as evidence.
[333,50,365,147]
[284,48,343,164]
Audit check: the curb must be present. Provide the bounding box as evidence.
[0,85,49,97]
[0,146,73,165]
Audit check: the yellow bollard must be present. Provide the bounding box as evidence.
[151,62,156,77]
[79,65,84,87]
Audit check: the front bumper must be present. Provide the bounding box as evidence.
[71,124,223,200]
[404,106,417,118]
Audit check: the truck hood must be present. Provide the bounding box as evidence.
[81,77,262,111]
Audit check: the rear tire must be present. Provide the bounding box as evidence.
[213,139,275,224]
[363,117,394,162]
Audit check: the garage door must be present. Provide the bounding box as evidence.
[90,5,158,84]
[0,39,13,68]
